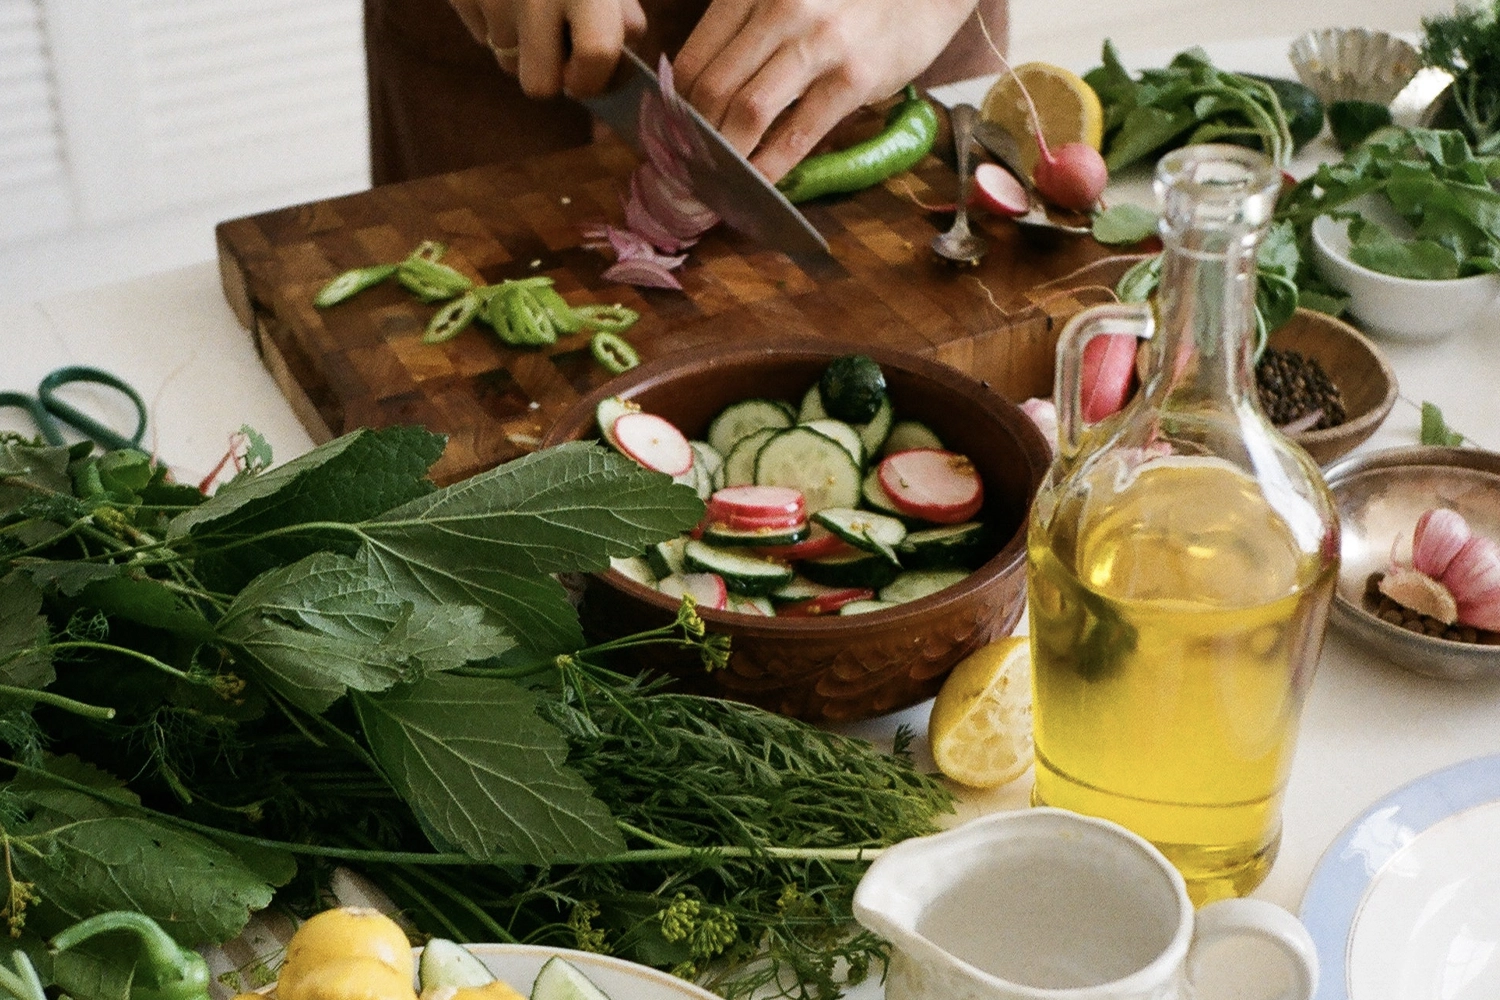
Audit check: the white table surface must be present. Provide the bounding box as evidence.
[3,32,1500,996]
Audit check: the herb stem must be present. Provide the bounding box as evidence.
[48,640,205,686]
[0,683,115,720]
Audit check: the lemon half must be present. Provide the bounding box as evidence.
[928,636,1033,789]
[980,63,1104,178]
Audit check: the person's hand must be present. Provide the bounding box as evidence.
[672,0,980,181]
[448,0,647,98]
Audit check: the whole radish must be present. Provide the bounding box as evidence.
[987,53,1109,212]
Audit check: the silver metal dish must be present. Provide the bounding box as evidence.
[1325,446,1500,680]
[1288,28,1421,107]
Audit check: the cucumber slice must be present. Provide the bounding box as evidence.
[800,386,891,456]
[770,576,849,602]
[856,395,894,458]
[813,507,906,564]
[531,957,612,1000]
[609,555,656,586]
[684,539,796,596]
[722,427,779,487]
[879,569,970,604]
[595,395,640,449]
[690,441,725,493]
[897,521,990,570]
[419,939,495,992]
[707,398,796,457]
[882,419,944,456]
[727,593,776,616]
[801,419,864,468]
[838,599,902,616]
[862,467,910,520]
[799,550,902,590]
[754,427,861,513]
[700,521,810,548]
[646,537,689,578]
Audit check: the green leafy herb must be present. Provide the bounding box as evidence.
[1422,0,1500,154]
[0,425,951,999]
[1091,203,1159,245]
[1421,401,1468,445]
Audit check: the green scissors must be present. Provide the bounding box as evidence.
[0,366,149,453]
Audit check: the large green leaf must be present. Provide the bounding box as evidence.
[359,442,703,654]
[0,571,54,689]
[166,426,445,592]
[353,673,625,864]
[219,552,511,714]
[0,441,74,546]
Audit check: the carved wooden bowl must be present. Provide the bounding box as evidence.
[541,343,1052,722]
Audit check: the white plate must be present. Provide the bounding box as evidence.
[462,943,722,1000]
[1300,754,1500,1000]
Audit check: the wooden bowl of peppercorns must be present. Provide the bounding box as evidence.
[1261,308,1398,466]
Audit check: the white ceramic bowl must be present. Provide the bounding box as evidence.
[1311,214,1500,342]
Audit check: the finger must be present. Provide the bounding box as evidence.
[672,0,756,104]
[514,0,567,97]
[749,74,863,183]
[561,0,626,98]
[620,0,647,45]
[447,0,491,45]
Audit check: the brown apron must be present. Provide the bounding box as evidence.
[365,0,1009,184]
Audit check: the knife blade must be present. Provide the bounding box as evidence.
[580,48,833,266]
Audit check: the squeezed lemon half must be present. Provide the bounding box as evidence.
[980,63,1104,178]
[928,636,1034,789]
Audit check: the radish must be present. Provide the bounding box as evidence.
[877,449,984,524]
[777,588,878,617]
[971,163,1029,217]
[1080,333,1137,423]
[988,52,1108,213]
[752,524,855,562]
[706,485,806,530]
[612,411,694,476]
[658,572,728,611]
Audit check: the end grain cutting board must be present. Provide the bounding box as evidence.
[216,135,1137,483]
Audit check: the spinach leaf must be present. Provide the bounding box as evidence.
[0,572,53,690]
[354,672,624,863]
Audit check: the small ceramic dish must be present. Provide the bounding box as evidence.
[1323,445,1500,680]
[1264,308,1398,466]
[1311,214,1500,343]
[1288,28,1422,107]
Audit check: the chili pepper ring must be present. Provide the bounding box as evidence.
[776,85,940,204]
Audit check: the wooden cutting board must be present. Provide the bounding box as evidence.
[216,135,1134,483]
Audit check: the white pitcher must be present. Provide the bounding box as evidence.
[852,808,1317,1000]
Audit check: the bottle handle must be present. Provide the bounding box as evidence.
[1186,898,1319,1000]
[1053,302,1153,456]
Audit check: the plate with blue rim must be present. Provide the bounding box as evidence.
[1300,754,1500,1000]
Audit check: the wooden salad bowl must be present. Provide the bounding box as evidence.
[1266,307,1398,466]
[540,343,1052,722]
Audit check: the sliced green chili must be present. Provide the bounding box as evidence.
[591,331,640,373]
[398,256,474,302]
[424,291,481,343]
[575,303,640,333]
[313,264,398,308]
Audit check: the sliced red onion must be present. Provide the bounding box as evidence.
[624,187,695,253]
[631,161,717,242]
[603,257,684,289]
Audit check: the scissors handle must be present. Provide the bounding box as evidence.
[0,391,64,445]
[37,366,149,453]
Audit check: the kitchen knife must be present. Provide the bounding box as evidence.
[580,48,833,267]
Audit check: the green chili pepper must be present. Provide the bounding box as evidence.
[531,283,583,334]
[51,911,211,1000]
[423,291,481,343]
[590,331,640,373]
[397,256,474,302]
[775,85,939,204]
[574,303,640,333]
[503,287,558,346]
[313,264,398,308]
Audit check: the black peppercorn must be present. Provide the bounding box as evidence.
[1256,348,1347,429]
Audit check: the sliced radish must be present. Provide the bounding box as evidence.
[777,588,878,617]
[707,485,805,529]
[972,162,1029,218]
[877,449,984,524]
[658,572,728,611]
[752,524,856,561]
[1081,333,1137,423]
[612,412,694,476]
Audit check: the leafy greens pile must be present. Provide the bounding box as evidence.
[1277,126,1500,280]
[0,428,952,1000]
